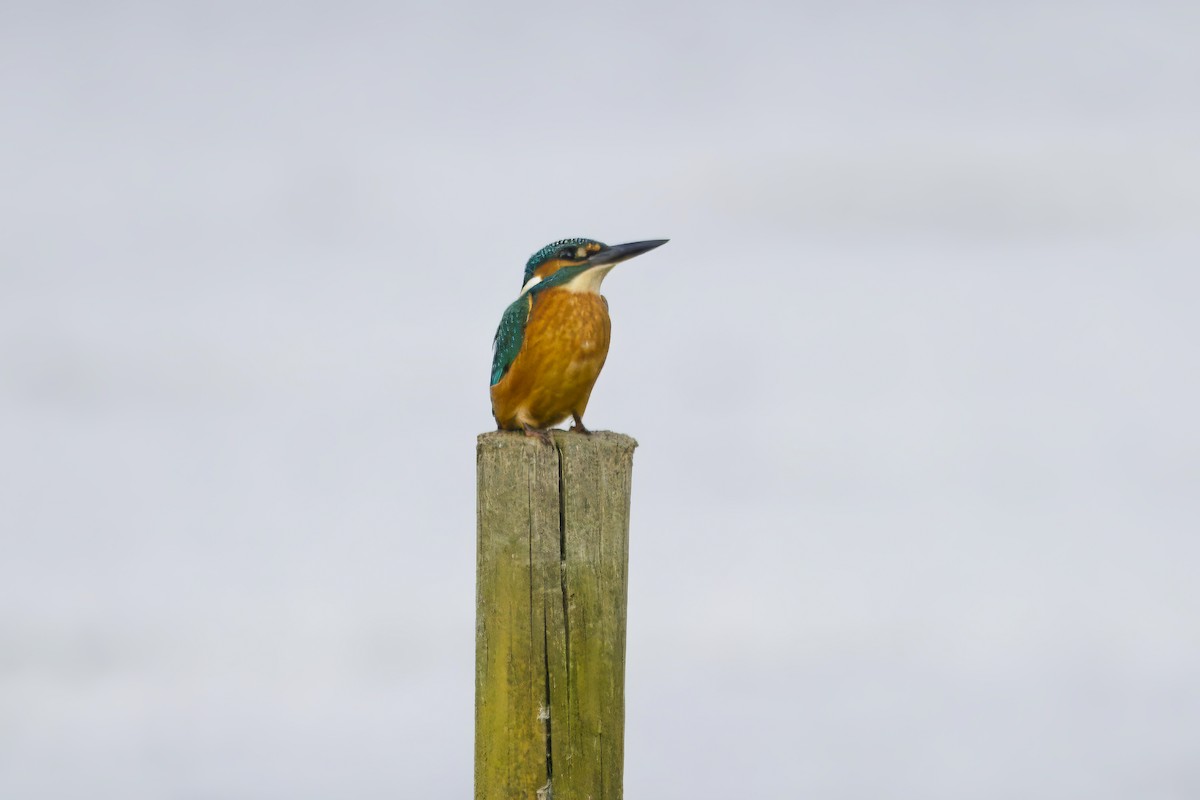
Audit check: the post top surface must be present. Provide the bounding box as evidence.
[477,430,638,454]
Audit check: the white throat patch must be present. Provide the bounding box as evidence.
[560,264,616,294]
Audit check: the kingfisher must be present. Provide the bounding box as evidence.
[490,237,668,437]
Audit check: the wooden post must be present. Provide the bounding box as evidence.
[475,430,637,800]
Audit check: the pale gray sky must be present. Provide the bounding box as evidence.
[2,2,1199,798]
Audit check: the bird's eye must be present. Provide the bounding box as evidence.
[558,248,576,259]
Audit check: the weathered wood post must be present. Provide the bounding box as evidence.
[476,430,637,800]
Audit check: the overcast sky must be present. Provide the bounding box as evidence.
[2,2,1199,798]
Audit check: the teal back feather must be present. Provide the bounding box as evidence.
[491,294,532,386]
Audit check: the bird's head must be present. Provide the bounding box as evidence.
[521,237,668,294]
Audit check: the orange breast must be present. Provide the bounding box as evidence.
[490,288,611,430]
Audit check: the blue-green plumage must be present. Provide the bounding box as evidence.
[523,237,606,287]
[490,294,531,386]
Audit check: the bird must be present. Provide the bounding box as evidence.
[490,237,668,438]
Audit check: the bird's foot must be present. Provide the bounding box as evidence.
[522,424,553,444]
[569,414,592,435]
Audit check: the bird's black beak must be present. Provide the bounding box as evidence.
[586,239,669,268]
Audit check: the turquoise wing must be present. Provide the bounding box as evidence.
[491,294,533,386]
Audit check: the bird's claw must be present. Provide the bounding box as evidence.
[522,424,553,444]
